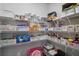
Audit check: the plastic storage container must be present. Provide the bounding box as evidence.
[16,34,30,43]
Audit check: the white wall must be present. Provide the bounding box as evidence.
[2,3,48,17]
[0,4,2,10]
[47,3,65,17]
[0,3,3,11]
[0,3,65,17]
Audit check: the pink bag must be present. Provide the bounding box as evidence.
[25,47,43,56]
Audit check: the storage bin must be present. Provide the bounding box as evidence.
[1,25,16,31]
[64,8,76,16]
[75,25,79,32]
[67,25,75,32]
[75,6,79,13]
[16,34,30,43]
[60,26,68,31]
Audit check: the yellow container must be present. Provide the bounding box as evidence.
[29,23,40,33]
[67,38,73,45]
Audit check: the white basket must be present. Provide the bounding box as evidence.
[67,25,75,32]
[1,25,16,31]
[75,25,79,32]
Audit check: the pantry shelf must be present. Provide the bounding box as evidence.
[1,31,29,34]
[1,28,79,34]
[0,39,47,48]
[1,39,79,56]
[0,16,29,22]
[1,38,79,51]
[0,35,49,48]
[47,13,79,22]
[49,39,79,51]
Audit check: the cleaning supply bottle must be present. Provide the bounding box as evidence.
[67,37,73,45]
[74,34,79,43]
